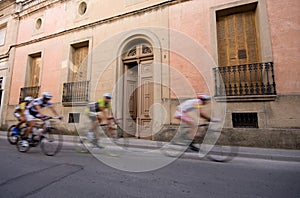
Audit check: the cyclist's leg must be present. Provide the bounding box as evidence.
[88,114,98,139]
[23,112,36,140]
[106,117,116,137]
[175,112,199,151]
[87,114,104,148]
[16,114,26,129]
[175,111,196,140]
[13,112,22,132]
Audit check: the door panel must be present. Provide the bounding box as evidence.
[123,63,138,137]
[137,61,153,139]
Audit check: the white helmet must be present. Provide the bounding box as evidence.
[197,93,211,101]
[24,96,34,102]
[103,93,112,99]
[42,92,52,100]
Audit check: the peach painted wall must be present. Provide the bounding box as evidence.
[266,0,300,94]
[10,2,68,105]
[169,0,300,95]
[10,38,64,104]
[17,2,66,44]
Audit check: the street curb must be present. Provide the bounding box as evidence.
[2,132,300,162]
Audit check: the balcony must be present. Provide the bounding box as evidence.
[213,62,276,101]
[62,81,89,105]
[19,86,40,102]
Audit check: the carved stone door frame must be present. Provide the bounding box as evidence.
[122,43,154,139]
[115,31,163,140]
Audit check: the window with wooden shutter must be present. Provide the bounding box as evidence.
[69,41,88,82]
[216,3,262,95]
[216,3,259,67]
[26,52,41,87]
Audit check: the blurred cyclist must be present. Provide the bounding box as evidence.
[174,93,220,151]
[12,96,34,134]
[86,93,113,147]
[23,92,62,145]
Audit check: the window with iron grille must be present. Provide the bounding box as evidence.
[68,113,80,123]
[232,112,258,128]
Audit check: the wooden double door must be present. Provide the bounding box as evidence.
[123,60,154,139]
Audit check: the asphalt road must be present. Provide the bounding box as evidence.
[0,138,299,198]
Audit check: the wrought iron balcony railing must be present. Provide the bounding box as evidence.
[213,62,276,97]
[19,86,40,102]
[62,81,89,103]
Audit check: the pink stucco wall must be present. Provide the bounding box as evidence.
[169,0,300,95]
[17,4,66,44]
[10,38,64,104]
[266,0,300,94]
[10,2,67,104]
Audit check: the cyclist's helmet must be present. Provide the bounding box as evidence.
[103,93,112,99]
[42,92,52,100]
[24,96,34,102]
[197,93,211,101]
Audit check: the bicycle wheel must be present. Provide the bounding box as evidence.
[40,127,63,156]
[159,128,189,158]
[7,125,26,145]
[97,126,124,157]
[204,130,239,162]
[16,136,30,153]
[74,136,91,153]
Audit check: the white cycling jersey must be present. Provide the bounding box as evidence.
[176,99,203,112]
[27,97,53,116]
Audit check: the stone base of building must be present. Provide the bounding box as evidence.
[152,126,300,149]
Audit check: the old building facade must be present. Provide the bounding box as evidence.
[1,0,299,148]
[0,0,17,124]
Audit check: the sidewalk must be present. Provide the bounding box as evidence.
[2,131,300,162]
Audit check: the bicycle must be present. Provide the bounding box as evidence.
[74,118,126,157]
[159,123,239,162]
[7,124,27,145]
[16,117,63,156]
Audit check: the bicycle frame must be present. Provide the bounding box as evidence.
[16,117,63,156]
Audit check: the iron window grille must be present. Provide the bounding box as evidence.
[232,112,258,128]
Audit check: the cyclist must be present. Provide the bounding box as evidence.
[86,93,113,147]
[23,92,62,145]
[174,93,220,151]
[12,96,34,134]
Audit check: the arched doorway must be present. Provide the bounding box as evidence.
[122,41,154,139]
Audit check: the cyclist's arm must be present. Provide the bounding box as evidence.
[49,105,60,117]
[34,104,44,117]
[200,112,211,122]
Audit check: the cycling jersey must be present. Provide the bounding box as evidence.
[14,102,27,114]
[175,99,203,124]
[98,99,111,110]
[176,99,203,112]
[27,97,53,116]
